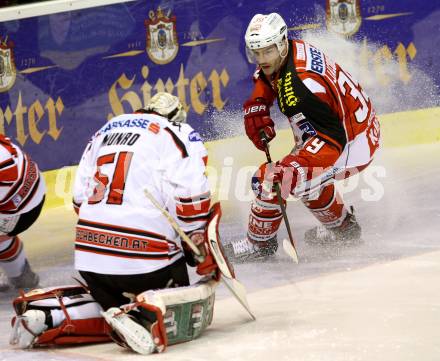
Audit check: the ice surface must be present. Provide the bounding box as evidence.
[1,143,440,360]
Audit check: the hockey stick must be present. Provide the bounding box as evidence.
[260,135,299,264]
[143,189,256,320]
[206,207,256,321]
[143,188,202,260]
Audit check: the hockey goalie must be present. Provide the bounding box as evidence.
[9,92,234,354]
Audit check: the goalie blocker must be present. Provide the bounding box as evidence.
[10,203,228,354]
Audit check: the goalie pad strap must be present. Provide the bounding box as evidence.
[14,285,89,314]
[136,302,168,353]
[37,318,111,346]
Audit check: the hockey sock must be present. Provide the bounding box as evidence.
[0,236,27,278]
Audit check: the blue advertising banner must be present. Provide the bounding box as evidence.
[0,0,439,170]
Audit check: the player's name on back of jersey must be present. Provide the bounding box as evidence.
[102,132,140,147]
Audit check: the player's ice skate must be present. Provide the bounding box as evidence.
[101,308,156,355]
[304,207,362,246]
[0,260,39,292]
[224,236,278,263]
[10,260,40,289]
[10,309,48,348]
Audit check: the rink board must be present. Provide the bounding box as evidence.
[1,0,439,172]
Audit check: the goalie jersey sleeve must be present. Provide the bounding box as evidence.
[160,129,210,235]
[73,113,210,275]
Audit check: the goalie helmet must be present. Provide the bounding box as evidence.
[145,92,187,124]
[245,13,288,62]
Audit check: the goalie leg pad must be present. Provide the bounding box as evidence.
[106,277,218,354]
[10,285,111,348]
[137,277,218,346]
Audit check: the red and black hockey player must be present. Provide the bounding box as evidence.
[0,134,44,290]
[226,13,380,261]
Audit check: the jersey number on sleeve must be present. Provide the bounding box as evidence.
[306,137,326,154]
[88,151,133,205]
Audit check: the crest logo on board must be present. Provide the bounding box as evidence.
[326,0,362,37]
[145,7,179,65]
[0,36,16,92]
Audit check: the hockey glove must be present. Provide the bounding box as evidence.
[182,242,197,267]
[243,98,275,151]
[188,230,219,280]
[252,161,297,202]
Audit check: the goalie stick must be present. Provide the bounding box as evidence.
[205,204,256,321]
[143,188,202,261]
[144,189,256,321]
[260,134,299,264]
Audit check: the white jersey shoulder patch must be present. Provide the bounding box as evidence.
[295,42,306,61]
[305,43,326,75]
[168,123,207,157]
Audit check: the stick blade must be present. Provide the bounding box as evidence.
[221,277,256,321]
[282,238,299,264]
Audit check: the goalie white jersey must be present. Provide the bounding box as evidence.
[73,112,210,275]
